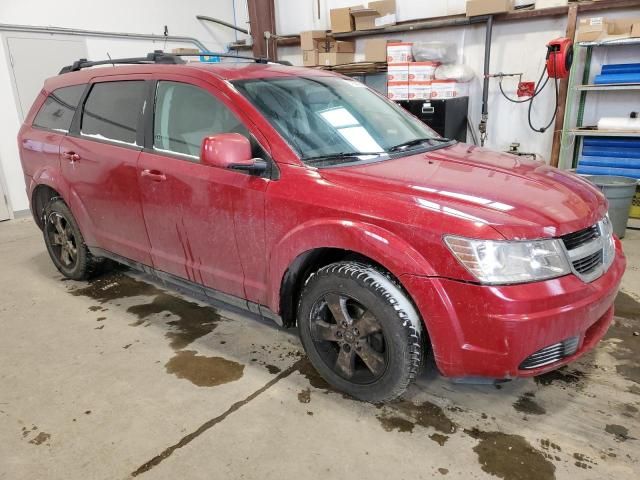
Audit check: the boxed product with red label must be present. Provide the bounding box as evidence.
[387,81,409,101]
[408,81,432,100]
[387,63,410,82]
[430,80,469,99]
[409,62,439,82]
[387,42,413,64]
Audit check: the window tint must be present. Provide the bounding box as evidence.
[154,81,249,159]
[81,81,146,145]
[33,84,85,132]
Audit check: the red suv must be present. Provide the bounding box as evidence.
[18,52,625,402]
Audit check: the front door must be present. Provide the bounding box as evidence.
[60,78,152,265]
[137,78,269,300]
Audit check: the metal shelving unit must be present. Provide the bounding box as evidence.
[558,37,640,170]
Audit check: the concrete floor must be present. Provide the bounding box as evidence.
[0,217,638,480]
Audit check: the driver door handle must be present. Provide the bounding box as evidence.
[62,151,80,162]
[141,169,167,182]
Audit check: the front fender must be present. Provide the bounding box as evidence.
[266,218,437,312]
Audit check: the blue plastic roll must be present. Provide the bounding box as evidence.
[594,73,640,84]
[601,63,640,74]
[584,137,640,148]
[576,165,640,179]
[580,156,640,168]
[582,146,640,159]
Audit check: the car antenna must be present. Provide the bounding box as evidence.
[106,52,115,68]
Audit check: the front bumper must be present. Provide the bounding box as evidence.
[402,239,626,379]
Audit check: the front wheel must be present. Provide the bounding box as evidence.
[298,262,424,403]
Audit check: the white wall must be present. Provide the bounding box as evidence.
[0,0,250,214]
[277,1,640,162]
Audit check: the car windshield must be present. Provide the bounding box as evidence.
[233,76,449,165]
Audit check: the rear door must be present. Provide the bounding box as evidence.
[60,77,152,265]
[137,76,270,301]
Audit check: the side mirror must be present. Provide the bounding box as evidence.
[200,133,267,175]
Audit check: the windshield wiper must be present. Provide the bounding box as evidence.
[303,152,386,164]
[388,137,453,152]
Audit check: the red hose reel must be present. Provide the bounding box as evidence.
[546,37,573,79]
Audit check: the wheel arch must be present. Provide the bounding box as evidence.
[270,219,436,329]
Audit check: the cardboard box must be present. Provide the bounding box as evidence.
[351,0,396,31]
[409,62,439,82]
[535,0,567,9]
[387,81,409,101]
[408,81,432,101]
[172,48,200,54]
[365,38,389,62]
[466,0,514,17]
[319,52,355,66]
[431,80,469,99]
[576,17,612,42]
[303,50,319,67]
[327,40,355,53]
[387,42,413,64]
[330,6,362,33]
[300,30,327,51]
[608,17,640,39]
[387,63,410,82]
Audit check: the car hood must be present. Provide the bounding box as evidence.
[318,143,607,240]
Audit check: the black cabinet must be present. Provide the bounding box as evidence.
[398,97,469,143]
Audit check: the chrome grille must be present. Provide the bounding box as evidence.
[519,336,580,370]
[561,223,606,282]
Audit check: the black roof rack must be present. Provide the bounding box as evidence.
[58,50,287,74]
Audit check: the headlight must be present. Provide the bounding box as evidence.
[444,236,571,285]
[600,214,615,269]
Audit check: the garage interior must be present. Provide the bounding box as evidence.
[0,1,639,479]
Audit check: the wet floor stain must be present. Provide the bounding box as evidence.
[573,452,596,469]
[377,399,457,436]
[465,428,556,480]
[438,468,449,475]
[127,293,223,350]
[297,358,333,391]
[534,367,585,387]
[297,388,311,404]
[605,317,640,385]
[614,291,640,320]
[265,364,281,375]
[513,392,546,415]
[605,424,632,442]
[28,432,51,446]
[429,433,449,446]
[70,272,162,303]
[164,350,244,387]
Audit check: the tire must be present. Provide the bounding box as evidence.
[42,198,104,280]
[298,262,423,403]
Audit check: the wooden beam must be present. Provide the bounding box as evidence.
[550,3,578,168]
[246,0,277,59]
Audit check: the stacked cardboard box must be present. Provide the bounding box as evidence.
[329,1,396,34]
[466,0,514,17]
[408,62,440,100]
[301,30,355,66]
[576,16,640,43]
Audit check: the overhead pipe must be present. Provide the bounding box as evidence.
[0,22,209,52]
[196,14,248,35]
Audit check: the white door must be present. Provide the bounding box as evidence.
[0,168,10,222]
[6,36,87,120]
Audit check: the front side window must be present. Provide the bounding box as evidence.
[234,76,446,166]
[33,84,85,133]
[81,81,146,145]
[154,81,249,159]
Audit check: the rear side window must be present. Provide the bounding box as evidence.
[81,81,146,145]
[32,84,85,133]
[153,81,249,158]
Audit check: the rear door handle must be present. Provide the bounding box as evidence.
[62,151,80,162]
[141,169,166,182]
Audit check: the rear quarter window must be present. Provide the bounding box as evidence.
[32,84,86,133]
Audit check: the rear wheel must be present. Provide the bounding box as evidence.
[43,198,103,280]
[298,262,423,403]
